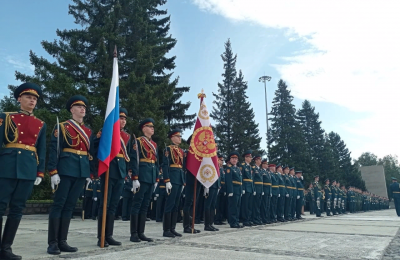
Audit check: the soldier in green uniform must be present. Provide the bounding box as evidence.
[214,154,226,225]
[276,165,287,222]
[330,180,337,215]
[341,185,347,214]
[261,159,272,224]
[289,168,297,221]
[94,108,131,247]
[225,151,243,228]
[390,177,400,216]
[240,150,254,226]
[313,175,323,217]
[130,118,159,243]
[324,179,332,216]
[336,181,342,214]
[295,171,304,219]
[307,183,314,214]
[162,129,185,238]
[251,155,263,225]
[47,95,93,255]
[283,166,292,221]
[122,172,133,221]
[0,83,46,260]
[269,164,279,223]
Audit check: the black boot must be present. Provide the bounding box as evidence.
[58,218,78,252]
[210,210,219,231]
[138,214,153,242]
[170,212,182,237]
[105,215,121,246]
[0,218,22,260]
[163,213,175,238]
[47,218,61,255]
[130,214,141,242]
[96,216,109,247]
[204,210,215,231]
[183,211,192,233]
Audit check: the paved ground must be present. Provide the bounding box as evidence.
[9,209,400,260]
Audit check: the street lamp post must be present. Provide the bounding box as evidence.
[259,75,271,150]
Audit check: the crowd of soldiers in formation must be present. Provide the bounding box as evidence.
[0,83,396,260]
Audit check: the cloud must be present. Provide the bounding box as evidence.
[6,57,34,72]
[191,0,400,158]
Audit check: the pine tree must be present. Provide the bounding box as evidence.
[211,39,237,156]
[230,70,262,155]
[268,79,309,171]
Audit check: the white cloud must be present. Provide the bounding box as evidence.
[6,57,34,72]
[191,0,400,159]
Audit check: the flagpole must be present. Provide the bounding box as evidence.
[100,169,110,248]
[191,179,197,234]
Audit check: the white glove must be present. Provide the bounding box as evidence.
[270,193,272,197]
[34,177,42,185]
[297,195,300,199]
[262,192,264,196]
[242,190,245,194]
[120,196,123,199]
[154,182,158,192]
[166,182,172,194]
[182,186,185,192]
[51,174,61,190]
[94,197,97,201]
[253,192,256,196]
[286,194,289,198]
[86,177,92,183]
[300,176,304,180]
[154,197,157,201]
[183,194,185,198]
[155,194,159,197]
[204,188,209,197]
[228,193,233,197]
[278,194,281,197]
[132,180,140,193]
[224,192,226,196]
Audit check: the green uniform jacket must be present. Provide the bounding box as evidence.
[240,163,253,193]
[290,176,297,197]
[225,165,242,195]
[313,182,321,200]
[130,136,159,184]
[0,111,46,180]
[271,172,280,196]
[219,167,225,192]
[295,177,304,199]
[162,145,185,186]
[284,175,292,197]
[390,182,400,199]
[262,169,272,196]
[324,185,332,202]
[278,174,287,196]
[252,166,263,194]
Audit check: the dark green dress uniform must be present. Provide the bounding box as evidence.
[261,162,272,224]
[240,150,254,226]
[270,165,280,222]
[94,108,131,247]
[204,162,222,231]
[91,178,101,220]
[122,174,133,221]
[324,181,332,216]
[252,164,263,225]
[313,179,322,217]
[130,118,159,243]
[162,130,185,238]
[215,164,226,225]
[389,178,400,216]
[225,151,242,228]
[290,173,297,220]
[277,168,286,222]
[0,83,46,260]
[331,182,337,215]
[155,170,167,222]
[47,95,93,255]
[294,172,304,219]
[283,170,292,221]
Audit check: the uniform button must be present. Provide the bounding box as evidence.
[31,153,34,156]
[80,141,82,143]
[39,127,41,129]
[21,115,24,117]
[18,123,21,126]
[80,156,82,158]
[21,132,23,134]
[19,141,22,144]
[117,159,120,161]
[80,148,82,150]
[18,151,21,154]
[35,134,37,137]
[11,116,14,118]
[32,144,34,146]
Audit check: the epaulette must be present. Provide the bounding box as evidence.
[242,163,245,165]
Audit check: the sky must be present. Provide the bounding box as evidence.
[0,0,399,160]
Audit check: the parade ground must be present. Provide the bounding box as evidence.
[10,209,400,260]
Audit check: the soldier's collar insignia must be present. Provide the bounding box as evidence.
[19,109,33,116]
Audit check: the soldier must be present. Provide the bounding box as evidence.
[225,151,243,228]
[336,181,342,214]
[162,129,185,238]
[330,180,337,215]
[276,165,286,222]
[0,83,46,260]
[240,150,254,226]
[269,164,279,223]
[203,153,223,231]
[295,171,304,219]
[283,166,292,221]
[313,175,323,217]
[122,172,133,221]
[182,135,201,234]
[390,177,400,216]
[261,159,272,224]
[324,179,332,216]
[307,183,315,214]
[91,177,101,220]
[214,154,226,225]
[83,177,94,219]
[251,155,263,225]
[289,167,297,221]
[155,170,167,222]
[130,118,159,243]
[47,95,93,255]
[341,185,347,214]
[94,107,131,246]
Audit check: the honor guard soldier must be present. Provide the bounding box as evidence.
[240,150,254,226]
[336,181,342,214]
[283,166,292,221]
[251,155,263,225]
[269,164,279,223]
[324,179,332,216]
[225,151,243,228]
[94,108,131,247]
[294,171,304,219]
[0,83,46,260]
[276,164,286,222]
[47,95,94,255]
[289,168,297,220]
[122,172,133,221]
[313,175,323,217]
[203,153,223,232]
[214,154,226,225]
[162,129,185,238]
[389,177,400,216]
[330,180,338,215]
[261,159,272,224]
[130,118,159,243]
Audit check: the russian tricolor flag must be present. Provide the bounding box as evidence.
[98,48,121,175]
